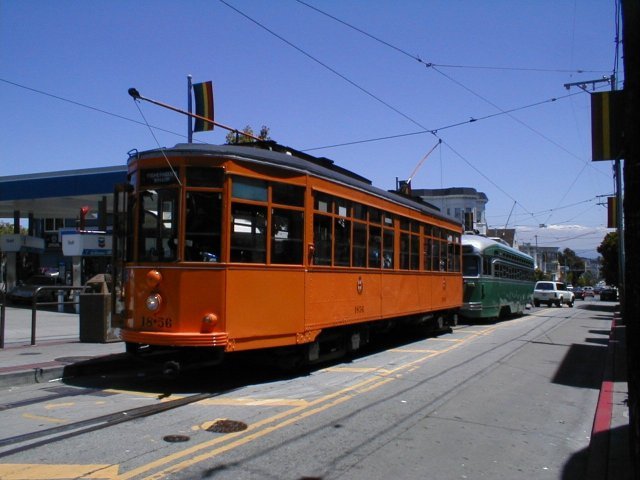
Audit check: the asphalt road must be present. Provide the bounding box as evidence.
[0,303,610,479]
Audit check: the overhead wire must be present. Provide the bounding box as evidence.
[295,0,614,230]
[219,0,545,219]
[0,77,194,142]
[295,0,607,75]
[303,92,579,151]
[218,0,432,133]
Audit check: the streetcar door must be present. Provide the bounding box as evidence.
[111,182,133,326]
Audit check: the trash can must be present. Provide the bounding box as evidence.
[79,274,120,343]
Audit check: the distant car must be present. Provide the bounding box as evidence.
[582,286,595,298]
[7,274,64,304]
[533,281,575,307]
[600,287,618,301]
[573,287,585,300]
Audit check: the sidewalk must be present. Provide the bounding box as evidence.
[0,303,633,478]
[0,305,124,387]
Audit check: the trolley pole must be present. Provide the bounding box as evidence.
[187,74,193,143]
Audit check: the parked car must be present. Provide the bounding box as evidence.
[533,281,575,307]
[600,287,618,301]
[6,274,64,304]
[582,286,595,298]
[573,287,585,300]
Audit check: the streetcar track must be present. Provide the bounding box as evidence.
[0,311,580,474]
[0,392,222,458]
[0,385,116,412]
[154,312,582,479]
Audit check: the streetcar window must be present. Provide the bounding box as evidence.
[315,192,333,213]
[368,226,382,268]
[424,238,432,271]
[432,240,443,271]
[383,229,394,269]
[424,224,433,237]
[138,189,179,262]
[483,256,493,276]
[313,214,332,266]
[271,209,303,264]
[352,222,367,267]
[353,203,367,220]
[230,204,267,263]
[232,177,268,202]
[452,235,461,272]
[463,255,480,276]
[186,167,224,187]
[334,218,351,266]
[369,208,381,224]
[185,191,222,262]
[335,198,350,218]
[410,233,420,270]
[273,182,305,207]
[400,233,410,270]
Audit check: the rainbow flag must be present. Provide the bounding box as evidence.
[193,81,214,132]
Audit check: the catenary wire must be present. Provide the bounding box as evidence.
[295,0,614,218]
[0,77,192,142]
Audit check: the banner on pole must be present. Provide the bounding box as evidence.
[193,81,214,132]
[591,90,624,161]
[607,196,617,229]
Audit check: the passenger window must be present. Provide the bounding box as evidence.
[230,204,267,263]
[352,222,367,267]
[410,234,420,270]
[271,209,304,264]
[368,226,382,268]
[400,233,410,270]
[139,189,178,262]
[185,191,222,262]
[383,229,394,269]
[313,214,332,265]
[334,218,351,266]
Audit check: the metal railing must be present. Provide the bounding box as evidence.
[0,285,88,348]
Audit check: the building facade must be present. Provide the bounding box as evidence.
[411,187,488,233]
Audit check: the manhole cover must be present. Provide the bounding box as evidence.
[163,435,190,443]
[207,419,248,433]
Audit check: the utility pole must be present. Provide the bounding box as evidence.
[621,0,640,475]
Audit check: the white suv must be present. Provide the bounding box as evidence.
[533,281,575,308]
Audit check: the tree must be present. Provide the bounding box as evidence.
[225,125,271,144]
[0,222,26,235]
[597,232,618,286]
[534,268,549,281]
[557,247,587,285]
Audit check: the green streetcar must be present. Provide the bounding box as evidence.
[461,234,535,320]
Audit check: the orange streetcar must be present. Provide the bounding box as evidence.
[112,142,462,366]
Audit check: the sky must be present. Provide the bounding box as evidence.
[0,0,620,258]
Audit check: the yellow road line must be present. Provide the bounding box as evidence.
[198,397,309,407]
[21,413,67,424]
[114,325,498,479]
[118,374,392,480]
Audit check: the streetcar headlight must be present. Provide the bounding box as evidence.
[146,293,162,312]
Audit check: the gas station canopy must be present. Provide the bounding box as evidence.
[0,166,127,219]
